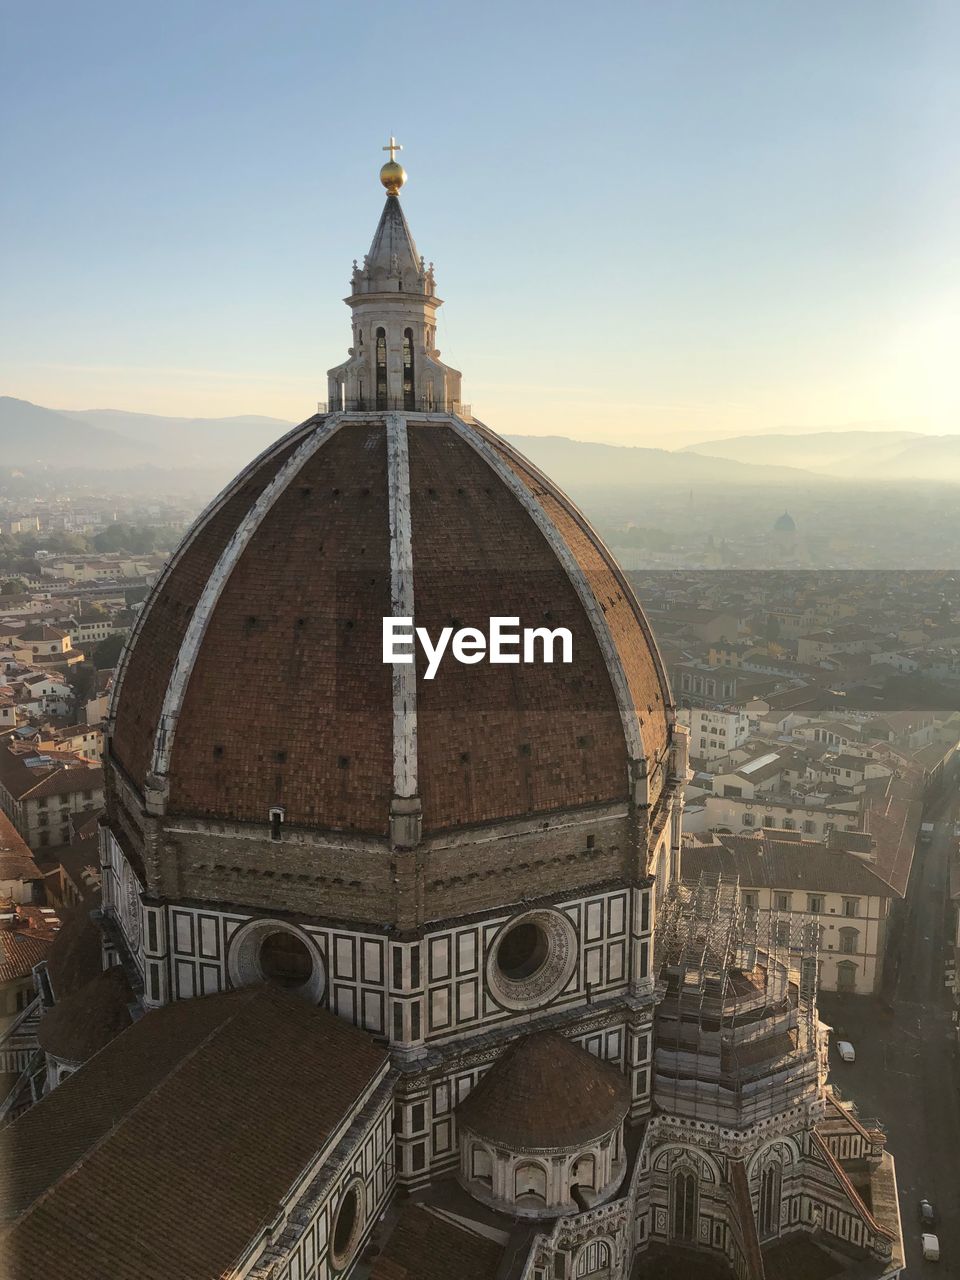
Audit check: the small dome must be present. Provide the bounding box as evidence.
[774,511,796,533]
[456,1030,630,1149]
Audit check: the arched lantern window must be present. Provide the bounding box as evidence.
[375,328,387,409]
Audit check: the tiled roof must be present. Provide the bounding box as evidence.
[0,812,41,884]
[18,626,67,643]
[43,894,105,1000]
[37,963,133,1063]
[860,772,923,896]
[0,923,55,984]
[23,764,103,801]
[111,417,673,836]
[369,1204,504,1280]
[684,835,896,898]
[456,1030,630,1149]
[820,753,870,771]
[0,744,101,804]
[0,985,389,1280]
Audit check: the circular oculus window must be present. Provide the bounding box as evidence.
[227,919,326,1002]
[330,1177,365,1272]
[486,909,577,1011]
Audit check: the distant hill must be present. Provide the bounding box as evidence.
[16,398,960,490]
[2,400,830,489]
[870,434,960,483]
[504,434,823,489]
[62,407,294,471]
[0,398,295,474]
[0,397,151,468]
[680,429,960,481]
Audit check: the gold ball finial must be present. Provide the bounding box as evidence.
[380,135,406,195]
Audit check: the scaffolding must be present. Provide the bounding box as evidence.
[653,872,822,1128]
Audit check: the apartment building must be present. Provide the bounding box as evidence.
[683,833,895,995]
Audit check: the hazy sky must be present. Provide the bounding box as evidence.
[2,1,958,446]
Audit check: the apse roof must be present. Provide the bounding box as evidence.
[456,1029,630,1150]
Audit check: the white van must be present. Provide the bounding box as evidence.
[837,1040,856,1063]
[922,1233,940,1262]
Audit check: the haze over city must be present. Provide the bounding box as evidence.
[3,0,959,445]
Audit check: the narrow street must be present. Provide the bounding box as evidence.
[820,792,960,1277]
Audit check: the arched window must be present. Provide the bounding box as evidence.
[515,1161,547,1202]
[839,927,859,955]
[671,1169,697,1241]
[402,327,415,410]
[572,1153,596,1190]
[759,1162,781,1239]
[575,1239,612,1277]
[375,328,387,409]
[837,959,857,992]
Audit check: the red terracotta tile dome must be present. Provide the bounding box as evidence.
[108,413,672,837]
[456,1030,631,1149]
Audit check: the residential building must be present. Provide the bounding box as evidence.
[682,833,896,995]
[0,813,43,905]
[678,704,750,762]
[0,742,104,851]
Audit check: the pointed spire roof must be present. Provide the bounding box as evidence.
[362,195,422,289]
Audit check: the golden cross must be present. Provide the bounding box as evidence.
[382,136,403,162]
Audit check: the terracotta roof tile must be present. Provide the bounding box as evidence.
[1,985,389,1280]
[456,1030,629,1149]
[0,923,55,984]
[0,812,41,884]
[486,431,672,780]
[683,836,897,898]
[166,423,393,832]
[109,416,673,836]
[37,963,133,1063]
[110,429,311,789]
[43,893,105,1000]
[409,425,628,829]
[369,1204,504,1280]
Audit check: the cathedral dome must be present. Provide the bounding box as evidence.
[109,411,672,838]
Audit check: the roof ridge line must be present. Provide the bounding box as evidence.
[470,419,675,726]
[107,412,323,727]
[149,413,347,788]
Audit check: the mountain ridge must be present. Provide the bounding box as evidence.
[682,428,960,481]
[4,397,958,488]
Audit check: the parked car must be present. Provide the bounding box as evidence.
[919,1199,937,1227]
[837,1040,856,1063]
[922,1233,940,1262]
